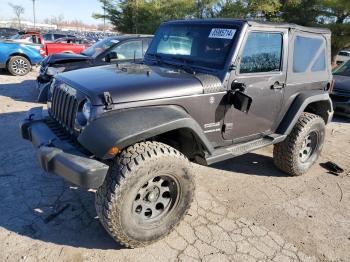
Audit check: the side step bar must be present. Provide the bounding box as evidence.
[206,134,286,165]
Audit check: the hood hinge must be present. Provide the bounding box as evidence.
[102,92,113,110]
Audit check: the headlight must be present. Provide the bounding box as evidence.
[47,79,56,102]
[46,66,65,76]
[77,99,92,127]
[82,100,92,120]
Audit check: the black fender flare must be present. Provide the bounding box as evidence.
[276,91,333,135]
[78,105,214,159]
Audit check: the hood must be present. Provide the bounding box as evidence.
[44,53,91,65]
[333,75,350,93]
[57,63,210,105]
[1,39,27,43]
[0,39,41,47]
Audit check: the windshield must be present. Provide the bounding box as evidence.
[9,34,34,43]
[10,34,22,40]
[333,61,350,77]
[81,37,119,57]
[146,23,237,70]
[339,51,350,57]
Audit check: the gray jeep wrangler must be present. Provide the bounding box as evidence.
[21,19,333,248]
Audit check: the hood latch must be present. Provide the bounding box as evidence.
[102,92,113,110]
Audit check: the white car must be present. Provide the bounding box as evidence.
[336,50,350,65]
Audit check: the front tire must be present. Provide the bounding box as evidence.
[273,112,325,176]
[7,56,31,76]
[95,141,194,248]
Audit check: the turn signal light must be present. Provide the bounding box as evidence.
[108,147,120,156]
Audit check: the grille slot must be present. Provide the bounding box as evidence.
[331,94,350,103]
[50,85,78,133]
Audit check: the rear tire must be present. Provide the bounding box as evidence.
[7,56,31,76]
[273,112,325,176]
[95,141,194,248]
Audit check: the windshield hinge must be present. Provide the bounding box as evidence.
[228,64,236,71]
[102,92,113,110]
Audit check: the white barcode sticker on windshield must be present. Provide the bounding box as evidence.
[209,28,235,39]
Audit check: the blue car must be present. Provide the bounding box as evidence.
[0,40,44,75]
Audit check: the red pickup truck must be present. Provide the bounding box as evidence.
[45,37,92,55]
[10,31,92,56]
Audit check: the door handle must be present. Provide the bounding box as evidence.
[271,81,285,90]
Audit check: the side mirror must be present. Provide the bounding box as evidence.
[228,90,252,113]
[105,51,118,63]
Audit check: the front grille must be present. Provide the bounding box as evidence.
[45,117,92,156]
[331,94,350,103]
[45,117,75,142]
[334,88,350,95]
[50,84,78,133]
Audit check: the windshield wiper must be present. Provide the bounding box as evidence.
[168,57,198,74]
[147,53,214,74]
[146,53,192,72]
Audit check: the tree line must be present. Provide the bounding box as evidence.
[94,0,350,63]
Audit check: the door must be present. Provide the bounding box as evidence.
[223,29,288,141]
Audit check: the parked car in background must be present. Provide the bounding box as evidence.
[43,32,76,42]
[0,40,44,75]
[336,50,350,65]
[0,28,19,39]
[9,31,43,44]
[331,60,350,117]
[9,31,90,56]
[36,34,153,102]
[54,37,94,46]
[44,37,92,55]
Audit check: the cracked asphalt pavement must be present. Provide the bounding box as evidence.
[0,70,349,261]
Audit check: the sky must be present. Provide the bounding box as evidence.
[0,0,104,25]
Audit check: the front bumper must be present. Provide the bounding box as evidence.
[20,107,109,188]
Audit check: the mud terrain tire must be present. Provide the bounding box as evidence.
[273,112,325,176]
[95,141,194,248]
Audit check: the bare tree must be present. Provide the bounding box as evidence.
[50,15,65,29]
[9,3,25,29]
[30,0,36,28]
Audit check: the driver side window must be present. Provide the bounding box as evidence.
[110,40,143,60]
[239,32,283,74]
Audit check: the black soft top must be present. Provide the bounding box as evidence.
[108,34,153,41]
[163,19,331,35]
